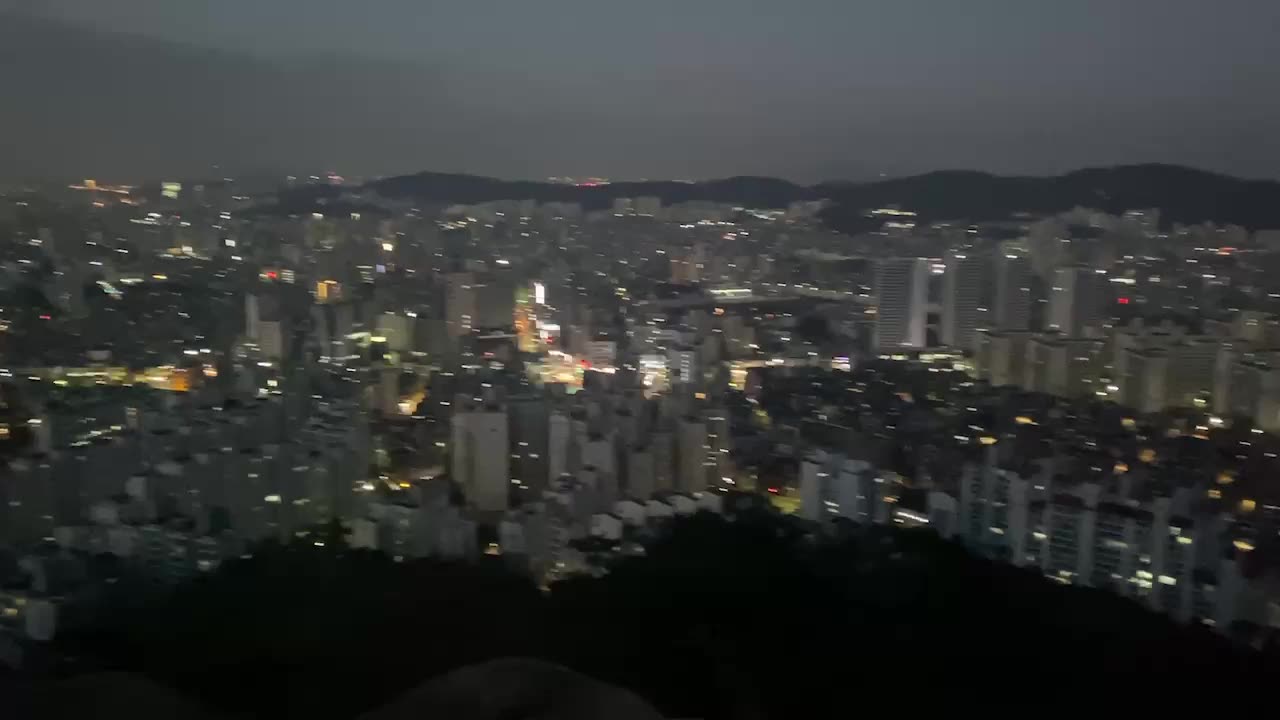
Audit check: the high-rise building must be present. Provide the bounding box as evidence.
[957,462,1037,566]
[378,367,400,415]
[993,245,1032,331]
[651,431,675,493]
[799,456,829,522]
[1024,336,1105,398]
[445,272,476,339]
[941,250,986,350]
[509,396,549,492]
[704,409,730,483]
[973,330,1033,387]
[1165,338,1219,409]
[441,225,473,271]
[1117,338,1219,413]
[1047,266,1104,337]
[667,347,698,386]
[257,320,285,361]
[1118,347,1169,414]
[474,276,515,329]
[245,294,261,340]
[873,258,928,349]
[548,412,571,483]
[1228,358,1280,431]
[376,313,413,352]
[451,407,510,512]
[627,445,656,500]
[581,432,616,486]
[676,416,708,493]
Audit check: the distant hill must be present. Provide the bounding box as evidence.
[818,164,1280,232]
[273,164,1280,233]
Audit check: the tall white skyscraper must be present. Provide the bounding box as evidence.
[993,245,1032,331]
[451,408,509,512]
[873,257,928,349]
[1047,266,1104,337]
[941,250,986,350]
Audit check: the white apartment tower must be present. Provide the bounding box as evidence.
[942,250,987,350]
[873,257,928,349]
[993,244,1032,331]
[1047,266,1104,337]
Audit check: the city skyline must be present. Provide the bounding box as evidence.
[6,3,1280,713]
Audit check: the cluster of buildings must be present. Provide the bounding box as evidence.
[800,439,1267,631]
[0,178,834,648]
[3,173,1280,652]
[862,209,1280,433]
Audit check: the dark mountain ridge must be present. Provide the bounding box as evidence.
[274,164,1280,234]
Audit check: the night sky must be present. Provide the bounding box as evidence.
[5,0,1279,181]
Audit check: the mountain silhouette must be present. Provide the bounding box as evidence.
[268,164,1280,233]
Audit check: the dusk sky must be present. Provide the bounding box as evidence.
[5,0,1279,181]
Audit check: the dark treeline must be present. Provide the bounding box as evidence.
[47,511,1279,718]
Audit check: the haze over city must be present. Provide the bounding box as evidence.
[4,0,1280,181]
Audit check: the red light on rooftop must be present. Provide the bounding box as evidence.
[1117,297,1130,305]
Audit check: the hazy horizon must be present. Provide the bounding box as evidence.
[3,1,1279,183]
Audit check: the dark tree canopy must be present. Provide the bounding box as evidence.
[48,511,1278,719]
